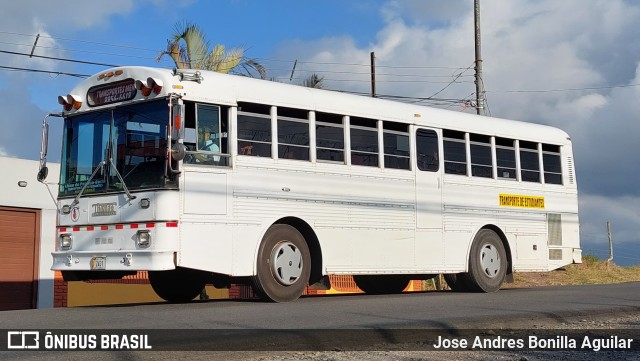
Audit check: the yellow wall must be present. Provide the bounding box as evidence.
[67,283,228,307]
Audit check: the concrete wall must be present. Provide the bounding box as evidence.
[0,156,59,309]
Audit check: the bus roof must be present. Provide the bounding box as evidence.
[65,66,570,144]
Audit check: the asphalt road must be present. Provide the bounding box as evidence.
[1,282,639,330]
[2,283,640,358]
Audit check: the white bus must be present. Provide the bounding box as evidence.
[38,66,581,303]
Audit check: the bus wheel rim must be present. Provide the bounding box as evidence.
[480,244,500,278]
[270,241,303,286]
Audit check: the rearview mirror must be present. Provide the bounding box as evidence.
[37,166,48,182]
[37,116,50,183]
[171,143,187,161]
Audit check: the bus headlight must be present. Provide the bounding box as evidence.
[59,234,72,250]
[136,230,151,248]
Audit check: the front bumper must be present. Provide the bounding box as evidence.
[52,250,176,271]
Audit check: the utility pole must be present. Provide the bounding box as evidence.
[474,0,486,115]
[606,221,614,264]
[370,51,376,97]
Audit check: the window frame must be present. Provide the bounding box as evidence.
[315,112,345,164]
[382,122,410,171]
[237,103,273,158]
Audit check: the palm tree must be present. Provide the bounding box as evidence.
[157,21,267,79]
[302,73,325,89]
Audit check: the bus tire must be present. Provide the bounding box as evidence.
[353,275,410,295]
[252,224,311,302]
[464,229,507,292]
[443,273,471,292]
[149,268,206,303]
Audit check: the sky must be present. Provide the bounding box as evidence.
[0,0,638,265]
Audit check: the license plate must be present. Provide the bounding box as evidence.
[91,257,106,270]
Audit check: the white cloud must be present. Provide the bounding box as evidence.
[2,1,135,32]
[579,193,640,263]
[270,0,640,263]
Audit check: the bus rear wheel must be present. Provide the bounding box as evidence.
[464,229,507,292]
[353,275,410,294]
[252,224,311,303]
[149,268,207,303]
[443,273,471,292]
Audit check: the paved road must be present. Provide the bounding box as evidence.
[1,282,639,330]
[2,283,639,358]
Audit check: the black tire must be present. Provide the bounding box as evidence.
[353,275,410,295]
[464,229,507,292]
[443,273,471,292]
[252,224,311,302]
[149,267,207,303]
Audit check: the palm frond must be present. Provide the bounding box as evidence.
[157,21,268,77]
[303,73,325,89]
[214,47,243,74]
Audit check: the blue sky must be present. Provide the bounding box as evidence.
[1,0,639,265]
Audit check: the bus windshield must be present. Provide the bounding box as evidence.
[59,100,170,197]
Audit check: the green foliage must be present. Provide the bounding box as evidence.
[157,21,267,79]
[582,254,601,265]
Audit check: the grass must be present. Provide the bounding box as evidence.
[509,254,640,288]
[419,255,640,291]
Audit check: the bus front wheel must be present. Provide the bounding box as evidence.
[252,224,311,302]
[149,268,207,303]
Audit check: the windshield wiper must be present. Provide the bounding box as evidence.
[70,161,105,207]
[69,109,137,206]
[106,157,136,202]
[69,158,137,207]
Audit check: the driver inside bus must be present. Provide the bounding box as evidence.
[195,127,220,164]
[201,130,220,153]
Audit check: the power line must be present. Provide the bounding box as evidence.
[425,63,475,100]
[264,66,475,79]
[0,30,159,53]
[255,57,470,70]
[0,41,164,62]
[0,32,473,72]
[332,89,471,105]
[0,65,88,78]
[277,76,474,84]
[487,83,640,93]
[0,49,119,67]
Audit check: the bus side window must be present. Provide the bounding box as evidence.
[316,112,345,163]
[238,102,272,158]
[350,117,379,167]
[542,143,563,184]
[520,141,540,182]
[383,121,410,170]
[182,102,230,166]
[496,137,517,180]
[470,133,492,178]
[443,130,466,175]
[416,129,439,172]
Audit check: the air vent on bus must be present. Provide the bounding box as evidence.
[547,213,562,246]
[567,157,575,184]
[549,249,563,260]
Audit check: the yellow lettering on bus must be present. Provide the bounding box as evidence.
[499,194,545,209]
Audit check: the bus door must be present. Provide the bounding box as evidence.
[414,127,444,265]
[415,127,443,230]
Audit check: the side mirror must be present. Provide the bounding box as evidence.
[37,167,49,182]
[171,143,187,161]
[38,115,50,183]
